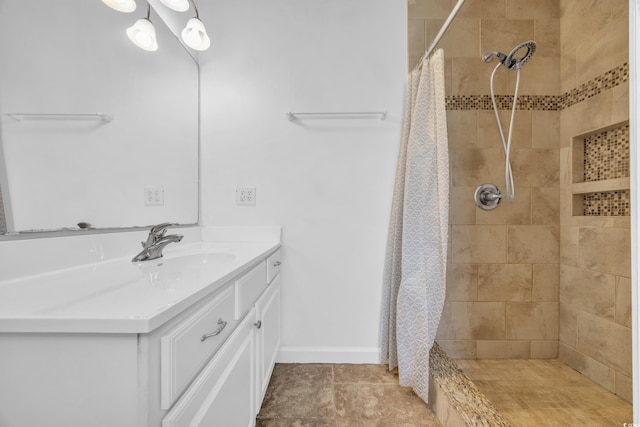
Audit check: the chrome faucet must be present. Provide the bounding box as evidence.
[132,222,183,262]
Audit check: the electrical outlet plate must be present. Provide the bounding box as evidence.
[144,187,164,206]
[236,186,256,206]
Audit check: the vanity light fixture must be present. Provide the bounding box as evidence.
[158,0,190,12]
[126,3,158,51]
[180,0,210,51]
[102,0,137,13]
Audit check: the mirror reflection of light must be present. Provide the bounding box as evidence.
[102,0,137,13]
[127,18,159,51]
[159,0,190,12]
[181,18,210,51]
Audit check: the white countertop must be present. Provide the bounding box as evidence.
[0,227,280,334]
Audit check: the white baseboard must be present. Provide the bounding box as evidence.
[277,346,382,364]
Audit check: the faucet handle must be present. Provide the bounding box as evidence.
[150,222,178,236]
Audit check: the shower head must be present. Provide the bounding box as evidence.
[482,40,536,70]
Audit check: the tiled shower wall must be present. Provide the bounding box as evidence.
[407,0,631,404]
[559,0,631,402]
[408,0,562,359]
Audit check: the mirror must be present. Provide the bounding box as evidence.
[0,0,199,235]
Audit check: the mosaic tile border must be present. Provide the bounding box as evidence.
[445,63,629,111]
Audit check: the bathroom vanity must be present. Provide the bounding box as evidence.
[0,226,281,427]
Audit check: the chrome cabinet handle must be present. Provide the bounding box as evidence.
[254,320,262,329]
[273,261,281,267]
[201,319,227,342]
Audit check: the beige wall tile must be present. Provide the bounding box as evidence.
[458,0,505,18]
[435,340,477,359]
[575,12,628,86]
[448,302,506,340]
[408,0,451,20]
[451,225,507,263]
[567,90,614,136]
[613,81,630,123]
[510,57,560,95]
[408,56,421,70]
[560,47,576,94]
[480,20,535,56]
[560,225,579,266]
[615,276,632,328]
[531,187,559,225]
[510,149,559,187]
[560,0,611,52]
[507,225,559,264]
[446,110,477,149]
[615,372,632,404]
[506,302,558,340]
[532,111,560,149]
[576,311,632,376]
[451,58,508,95]
[446,263,478,301]
[476,340,530,358]
[478,264,532,301]
[451,147,503,187]
[531,340,559,358]
[449,187,476,224]
[559,342,615,392]
[534,19,560,58]
[559,265,615,320]
[476,187,531,225]
[506,0,560,19]
[478,110,532,149]
[532,264,559,301]
[578,227,631,277]
[427,18,480,59]
[408,19,426,59]
[559,303,577,347]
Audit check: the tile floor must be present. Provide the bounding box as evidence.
[256,363,443,426]
[457,359,633,427]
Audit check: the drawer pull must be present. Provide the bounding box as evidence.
[273,261,281,267]
[254,320,262,329]
[200,319,227,342]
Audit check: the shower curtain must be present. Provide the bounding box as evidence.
[381,48,449,403]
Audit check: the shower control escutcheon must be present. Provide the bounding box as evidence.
[474,183,502,210]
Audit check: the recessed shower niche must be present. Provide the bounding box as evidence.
[571,121,630,217]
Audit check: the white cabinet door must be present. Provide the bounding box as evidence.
[163,312,257,427]
[255,275,281,410]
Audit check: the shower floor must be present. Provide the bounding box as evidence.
[456,358,632,426]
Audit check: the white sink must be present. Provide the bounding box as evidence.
[0,228,281,333]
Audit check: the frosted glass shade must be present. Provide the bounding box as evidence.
[102,0,136,13]
[181,18,210,51]
[159,0,190,12]
[126,18,158,51]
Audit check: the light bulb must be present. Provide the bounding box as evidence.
[181,17,211,51]
[159,0,190,12]
[102,0,137,13]
[127,18,158,51]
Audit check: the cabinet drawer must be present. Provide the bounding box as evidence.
[235,261,267,320]
[161,286,236,409]
[162,313,255,427]
[266,249,281,284]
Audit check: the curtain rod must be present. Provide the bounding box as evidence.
[420,0,466,62]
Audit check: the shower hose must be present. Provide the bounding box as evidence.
[489,63,520,203]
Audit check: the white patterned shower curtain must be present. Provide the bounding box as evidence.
[381,48,449,403]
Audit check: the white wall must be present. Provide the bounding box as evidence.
[199,0,407,362]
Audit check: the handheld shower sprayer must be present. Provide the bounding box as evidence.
[474,40,537,210]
